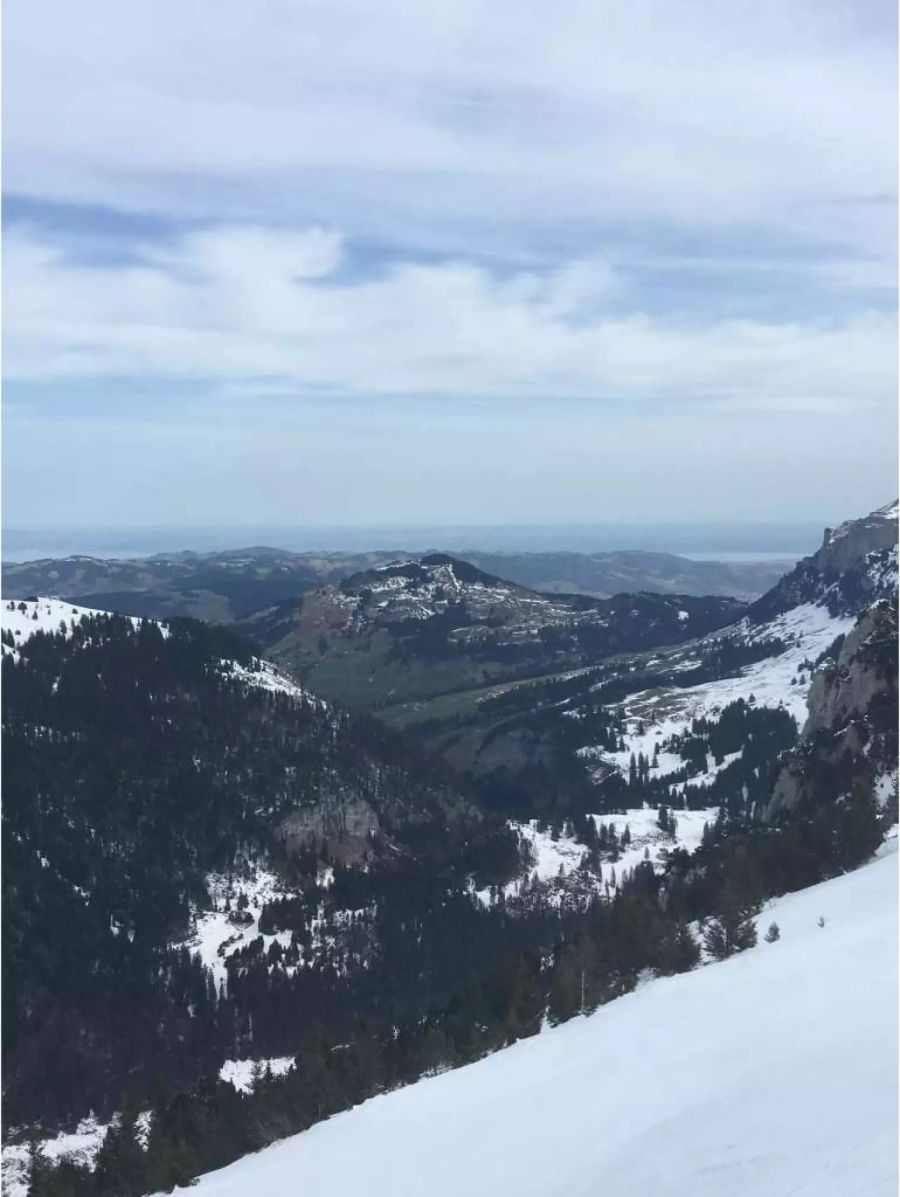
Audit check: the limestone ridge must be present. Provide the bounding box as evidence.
[749,500,898,622]
[767,597,898,818]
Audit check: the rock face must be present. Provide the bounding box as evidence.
[767,598,898,818]
[279,795,381,863]
[750,502,897,623]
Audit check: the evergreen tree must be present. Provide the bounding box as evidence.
[93,1104,149,1197]
[703,885,758,961]
[24,1129,51,1197]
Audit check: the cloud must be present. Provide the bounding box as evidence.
[4,0,896,264]
[4,223,896,412]
[3,0,895,530]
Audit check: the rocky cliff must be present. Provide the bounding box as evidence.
[750,501,897,623]
[767,598,898,818]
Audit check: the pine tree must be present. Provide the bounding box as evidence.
[703,885,758,961]
[93,1102,149,1196]
[24,1129,51,1197]
[764,922,780,943]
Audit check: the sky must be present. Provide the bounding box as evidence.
[2,0,897,532]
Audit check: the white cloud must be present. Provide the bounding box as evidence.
[4,0,896,263]
[3,0,895,530]
[4,222,895,411]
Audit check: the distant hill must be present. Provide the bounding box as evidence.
[459,549,788,601]
[240,553,745,709]
[1,546,789,624]
[0,548,402,622]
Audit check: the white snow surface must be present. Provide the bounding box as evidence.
[161,847,899,1197]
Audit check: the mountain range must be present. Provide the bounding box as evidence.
[2,500,896,1197]
[1,545,789,624]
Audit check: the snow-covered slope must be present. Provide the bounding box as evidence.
[749,500,897,623]
[571,502,897,798]
[174,846,898,1197]
[2,597,306,703]
[1,596,145,657]
[582,600,857,790]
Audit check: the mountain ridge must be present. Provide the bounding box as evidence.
[241,553,745,711]
[1,545,791,623]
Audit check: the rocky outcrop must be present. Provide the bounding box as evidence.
[279,794,381,864]
[750,501,897,623]
[767,599,898,818]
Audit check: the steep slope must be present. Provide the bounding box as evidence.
[768,598,898,817]
[159,846,899,1197]
[243,553,744,708]
[587,501,898,814]
[749,499,897,621]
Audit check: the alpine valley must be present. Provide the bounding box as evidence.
[2,502,897,1197]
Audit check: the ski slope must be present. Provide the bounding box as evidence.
[174,846,898,1197]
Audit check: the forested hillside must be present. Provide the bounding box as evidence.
[2,610,529,1128]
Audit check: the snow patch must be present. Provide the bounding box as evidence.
[219,1057,296,1094]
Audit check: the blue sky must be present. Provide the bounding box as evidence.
[3,0,897,529]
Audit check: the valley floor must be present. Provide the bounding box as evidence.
[168,842,899,1197]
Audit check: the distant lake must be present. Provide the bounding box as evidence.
[1,523,821,564]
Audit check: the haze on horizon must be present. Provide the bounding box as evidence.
[2,0,897,532]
